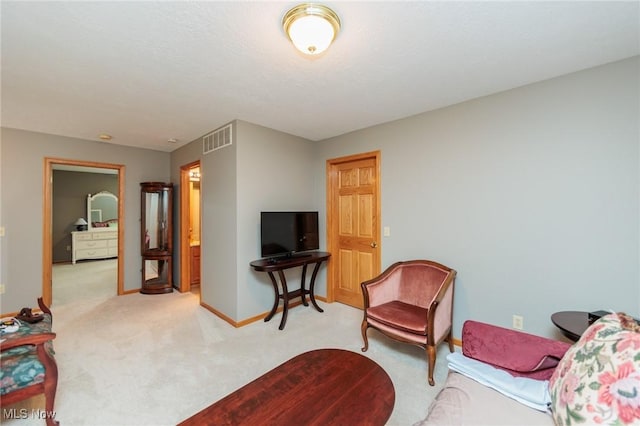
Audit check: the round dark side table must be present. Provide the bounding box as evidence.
[551,311,591,342]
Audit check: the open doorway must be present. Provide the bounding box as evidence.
[179,161,201,296]
[42,157,125,307]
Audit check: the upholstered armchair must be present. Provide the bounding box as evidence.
[361,260,457,386]
[1,298,59,426]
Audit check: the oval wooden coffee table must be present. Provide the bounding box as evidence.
[178,349,395,426]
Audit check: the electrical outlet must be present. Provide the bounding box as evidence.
[0,226,5,237]
[512,315,524,330]
[0,284,5,294]
[66,245,71,251]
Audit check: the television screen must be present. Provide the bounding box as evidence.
[260,211,319,258]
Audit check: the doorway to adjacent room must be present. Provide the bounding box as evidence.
[179,161,201,295]
[42,157,125,307]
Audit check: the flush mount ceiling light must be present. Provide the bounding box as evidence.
[282,3,341,55]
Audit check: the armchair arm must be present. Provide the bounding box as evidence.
[427,270,456,344]
[37,297,52,316]
[361,262,404,308]
[427,269,456,312]
[2,299,55,352]
[1,332,57,351]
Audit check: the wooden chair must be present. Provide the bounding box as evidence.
[1,298,59,425]
[361,260,456,386]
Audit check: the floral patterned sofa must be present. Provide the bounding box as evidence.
[419,313,640,425]
[1,298,59,426]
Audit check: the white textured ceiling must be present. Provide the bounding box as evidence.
[2,1,639,152]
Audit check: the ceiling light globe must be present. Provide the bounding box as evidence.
[289,15,335,55]
[283,4,340,56]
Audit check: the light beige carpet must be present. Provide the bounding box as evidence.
[52,259,118,306]
[3,260,451,425]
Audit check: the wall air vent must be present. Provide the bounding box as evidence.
[203,124,233,154]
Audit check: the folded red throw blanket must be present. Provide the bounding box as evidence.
[462,320,572,380]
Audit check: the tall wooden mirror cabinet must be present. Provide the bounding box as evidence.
[140,182,173,294]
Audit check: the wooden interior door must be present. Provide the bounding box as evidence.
[327,151,381,309]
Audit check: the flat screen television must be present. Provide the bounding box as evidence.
[260,211,319,259]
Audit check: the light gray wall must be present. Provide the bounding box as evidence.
[199,122,239,318]
[1,128,170,309]
[314,57,640,338]
[235,120,316,320]
[169,120,316,322]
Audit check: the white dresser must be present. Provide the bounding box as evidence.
[71,230,118,264]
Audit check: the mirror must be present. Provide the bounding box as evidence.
[87,191,118,230]
[143,259,170,283]
[145,192,159,249]
[144,191,169,250]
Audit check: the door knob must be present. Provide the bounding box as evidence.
[370,241,378,248]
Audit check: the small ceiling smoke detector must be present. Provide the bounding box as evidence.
[98,133,113,141]
[168,138,179,144]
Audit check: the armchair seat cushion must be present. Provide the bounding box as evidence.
[1,314,55,395]
[1,347,46,394]
[366,300,428,335]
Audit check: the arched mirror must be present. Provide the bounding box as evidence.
[87,191,118,230]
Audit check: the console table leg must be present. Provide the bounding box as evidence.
[250,252,330,330]
[278,270,289,330]
[309,262,325,313]
[300,264,309,306]
[264,272,279,322]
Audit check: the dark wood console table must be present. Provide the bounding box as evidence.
[250,251,330,330]
[551,311,590,342]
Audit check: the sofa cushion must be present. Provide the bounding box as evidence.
[419,371,554,425]
[463,320,571,380]
[549,313,640,425]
